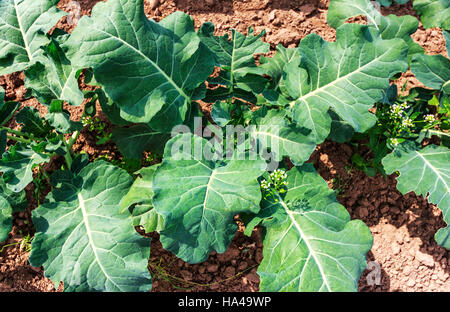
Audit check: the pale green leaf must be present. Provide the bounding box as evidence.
[45,100,83,134]
[285,24,408,141]
[199,23,269,98]
[411,53,450,93]
[120,164,164,233]
[65,0,214,132]
[250,164,372,291]
[328,0,423,62]
[249,109,316,166]
[211,101,232,127]
[152,133,266,263]
[0,0,66,75]
[413,0,450,30]
[382,143,450,248]
[0,143,50,192]
[260,44,299,91]
[28,161,152,292]
[24,35,84,106]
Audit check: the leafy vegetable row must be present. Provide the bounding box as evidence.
[0,0,448,292]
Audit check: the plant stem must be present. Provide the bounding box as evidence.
[6,135,31,144]
[59,134,73,168]
[0,126,37,139]
[38,164,51,185]
[60,130,81,169]
[67,130,80,150]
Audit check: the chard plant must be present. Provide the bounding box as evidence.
[0,0,448,292]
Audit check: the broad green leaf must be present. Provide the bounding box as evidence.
[0,86,4,108]
[413,0,450,30]
[0,0,66,75]
[283,58,332,143]
[15,107,51,138]
[45,100,83,134]
[65,0,215,132]
[327,110,355,143]
[0,130,5,157]
[120,164,164,233]
[286,24,408,141]
[211,101,232,127]
[411,53,450,94]
[249,109,316,166]
[0,101,20,126]
[0,178,27,243]
[0,178,27,213]
[249,164,372,291]
[0,196,12,243]
[95,89,130,127]
[260,44,299,91]
[0,143,50,192]
[29,161,152,292]
[198,23,269,97]
[152,133,266,263]
[376,0,409,5]
[112,124,169,159]
[328,0,424,62]
[24,35,84,106]
[382,143,450,248]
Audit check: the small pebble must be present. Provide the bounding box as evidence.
[207,264,219,273]
[149,0,159,10]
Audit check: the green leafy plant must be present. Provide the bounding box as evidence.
[328,0,450,249]
[373,0,450,30]
[0,0,448,293]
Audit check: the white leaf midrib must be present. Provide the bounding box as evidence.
[277,196,331,291]
[289,42,399,108]
[13,0,32,61]
[87,25,190,103]
[77,192,123,291]
[415,151,449,192]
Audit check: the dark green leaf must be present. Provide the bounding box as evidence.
[112,124,170,159]
[249,164,372,291]
[29,160,152,292]
[413,0,450,29]
[153,133,266,263]
[66,1,215,132]
[24,35,83,106]
[120,164,164,233]
[0,143,51,192]
[382,143,450,248]
[0,0,66,75]
[15,107,51,138]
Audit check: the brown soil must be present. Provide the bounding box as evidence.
[0,0,449,292]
